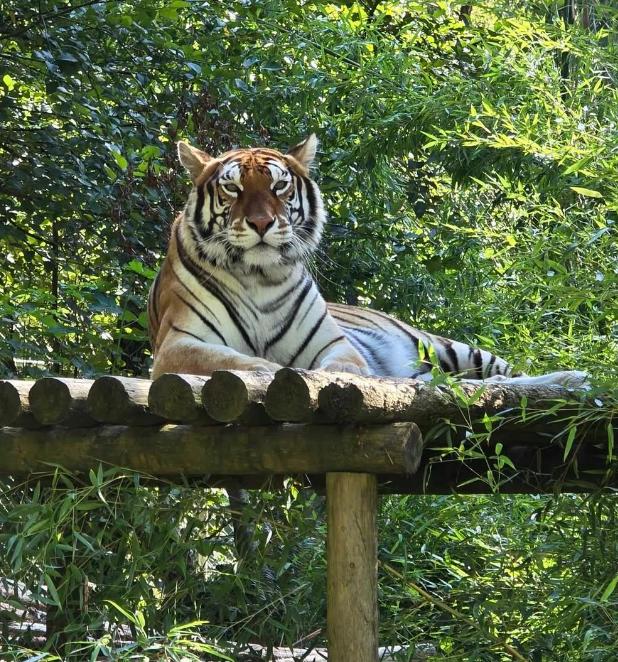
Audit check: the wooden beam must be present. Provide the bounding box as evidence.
[327,473,378,662]
[0,423,423,477]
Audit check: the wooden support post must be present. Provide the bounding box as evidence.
[327,472,378,662]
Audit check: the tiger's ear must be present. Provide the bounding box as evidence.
[177,141,213,181]
[287,134,318,169]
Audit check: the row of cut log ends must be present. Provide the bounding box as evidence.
[0,368,593,430]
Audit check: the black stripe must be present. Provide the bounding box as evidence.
[260,271,305,313]
[149,271,161,323]
[287,309,328,367]
[345,326,380,338]
[192,184,207,238]
[370,310,434,373]
[206,180,219,234]
[173,268,221,324]
[473,349,484,379]
[344,333,379,372]
[175,293,227,345]
[297,290,320,328]
[175,226,257,353]
[355,308,422,351]
[171,325,208,343]
[329,307,382,330]
[302,177,317,236]
[304,176,317,217]
[308,335,346,369]
[444,341,460,374]
[487,354,497,377]
[264,277,313,353]
[336,307,434,373]
[293,174,305,223]
[344,329,388,374]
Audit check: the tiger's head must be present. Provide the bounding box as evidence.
[177,135,325,272]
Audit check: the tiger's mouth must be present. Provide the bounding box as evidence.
[242,243,282,268]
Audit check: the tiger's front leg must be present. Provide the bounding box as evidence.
[151,335,282,380]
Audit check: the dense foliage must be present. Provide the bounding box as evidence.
[1,0,617,660]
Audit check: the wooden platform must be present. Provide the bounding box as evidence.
[0,370,612,492]
[0,370,614,661]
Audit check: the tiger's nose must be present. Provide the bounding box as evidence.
[246,216,275,237]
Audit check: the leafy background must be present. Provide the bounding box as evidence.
[1,0,617,660]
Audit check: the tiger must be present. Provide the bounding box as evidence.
[148,134,587,389]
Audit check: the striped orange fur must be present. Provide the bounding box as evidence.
[148,136,587,389]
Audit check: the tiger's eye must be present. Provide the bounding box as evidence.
[273,180,289,192]
[222,182,240,194]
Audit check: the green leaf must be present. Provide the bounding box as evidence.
[563,155,594,175]
[112,151,128,170]
[45,573,62,608]
[570,186,603,198]
[125,258,156,278]
[563,426,577,461]
[106,599,140,625]
[2,74,15,91]
[600,573,618,602]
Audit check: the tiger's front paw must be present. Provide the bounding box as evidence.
[320,361,371,376]
[247,358,283,373]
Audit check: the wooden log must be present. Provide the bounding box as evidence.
[318,375,586,428]
[0,380,39,428]
[0,422,423,477]
[0,380,26,426]
[87,376,162,426]
[29,377,96,427]
[265,368,335,422]
[202,370,273,423]
[148,373,215,424]
[327,472,378,662]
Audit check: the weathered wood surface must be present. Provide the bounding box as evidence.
[317,375,586,427]
[202,370,272,423]
[0,380,38,428]
[265,368,334,421]
[327,473,378,662]
[0,422,422,477]
[28,377,96,427]
[148,373,215,424]
[0,371,593,429]
[87,376,162,426]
